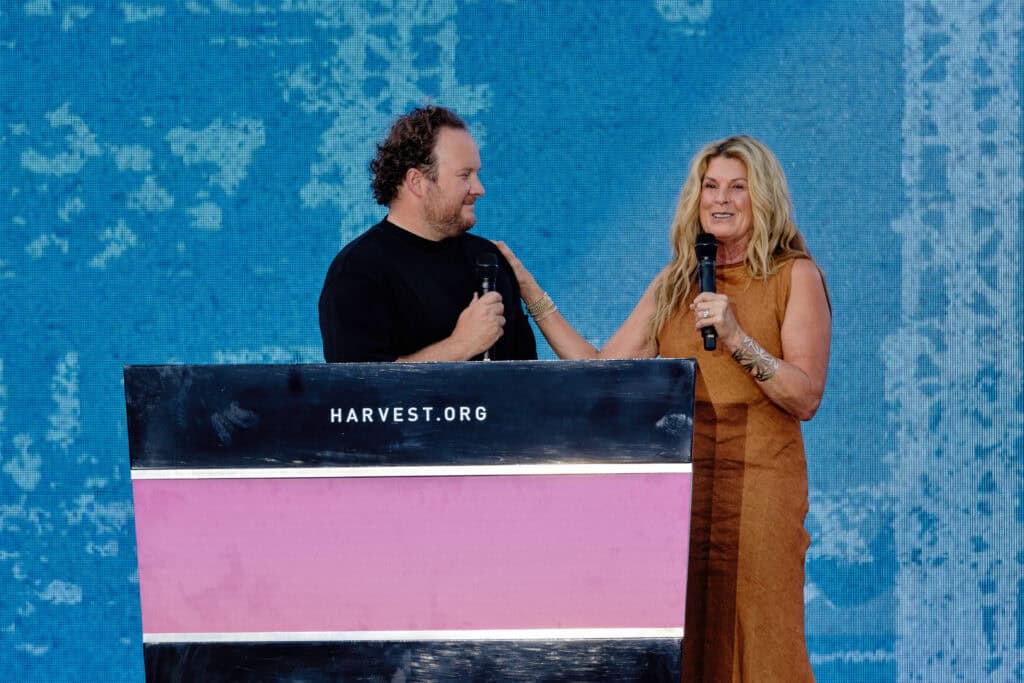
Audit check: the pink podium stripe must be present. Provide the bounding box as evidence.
[133,472,690,634]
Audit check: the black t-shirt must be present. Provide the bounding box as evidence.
[319,219,537,362]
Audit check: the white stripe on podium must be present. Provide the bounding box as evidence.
[143,627,685,644]
[131,463,692,480]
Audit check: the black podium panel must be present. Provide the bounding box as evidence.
[144,639,681,682]
[126,359,695,468]
[126,360,695,681]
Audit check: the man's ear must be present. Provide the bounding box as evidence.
[403,167,428,199]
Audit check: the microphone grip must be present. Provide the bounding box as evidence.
[482,280,493,360]
[702,325,717,351]
[483,299,492,361]
[479,274,496,361]
[698,258,717,351]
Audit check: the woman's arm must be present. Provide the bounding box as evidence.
[692,258,831,420]
[593,275,661,359]
[494,241,659,360]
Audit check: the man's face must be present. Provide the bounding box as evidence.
[422,127,485,239]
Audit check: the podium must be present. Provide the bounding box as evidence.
[125,360,695,681]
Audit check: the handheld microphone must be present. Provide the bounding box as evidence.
[695,233,718,351]
[476,252,498,361]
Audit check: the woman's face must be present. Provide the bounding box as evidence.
[699,156,753,245]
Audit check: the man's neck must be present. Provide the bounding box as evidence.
[386,205,443,242]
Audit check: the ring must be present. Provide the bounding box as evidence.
[702,310,710,319]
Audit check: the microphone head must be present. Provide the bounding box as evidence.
[476,251,498,276]
[695,232,717,261]
[476,252,498,292]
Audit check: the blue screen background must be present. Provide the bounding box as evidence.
[1,2,1021,680]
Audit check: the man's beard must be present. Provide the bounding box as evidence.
[424,189,475,239]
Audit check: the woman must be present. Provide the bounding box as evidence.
[496,135,830,681]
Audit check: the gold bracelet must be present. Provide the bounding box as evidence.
[532,302,558,323]
[526,292,555,320]
[731,335,780,381]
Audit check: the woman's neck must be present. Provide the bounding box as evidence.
[715,236,748,265]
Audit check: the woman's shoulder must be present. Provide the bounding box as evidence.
[643,263,676,297]
[786,256,825,285]
[784,255,831,312]
[771,253,821,281]
[651,263,673,284]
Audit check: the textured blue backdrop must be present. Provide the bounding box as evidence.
[1,1,1021,681]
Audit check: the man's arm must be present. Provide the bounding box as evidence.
[319,269,402,362]
[397,291,506,362]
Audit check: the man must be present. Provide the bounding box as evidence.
[319,105,537,362]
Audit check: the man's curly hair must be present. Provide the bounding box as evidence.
[370,106,468,205]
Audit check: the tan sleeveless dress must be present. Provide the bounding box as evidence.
[658,258,815,682]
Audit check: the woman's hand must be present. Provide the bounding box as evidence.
[493,240,544,304]
[690,292,744,349]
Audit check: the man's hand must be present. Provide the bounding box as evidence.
[396,291,505,362]
[451,291,505,358]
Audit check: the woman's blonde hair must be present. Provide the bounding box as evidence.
[650,135,812,338]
